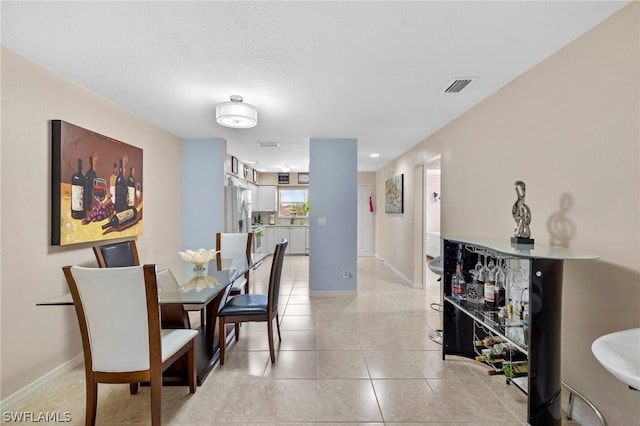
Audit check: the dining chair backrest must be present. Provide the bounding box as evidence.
[268,238,288,313]
[156,268,180,292]
[216,232,252,256]
[64,265,156,372]
[153,268,192,329]
[93,240,139,268]
[216,232,252,294]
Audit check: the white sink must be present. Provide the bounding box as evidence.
[591,328,640,390]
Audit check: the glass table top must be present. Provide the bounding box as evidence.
[38,252,268,307]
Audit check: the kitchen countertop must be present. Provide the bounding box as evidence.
[252,224,309,228]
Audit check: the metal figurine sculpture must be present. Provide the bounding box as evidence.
[511,180,534,246]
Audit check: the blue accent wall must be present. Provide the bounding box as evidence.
[181,138,226,251]
[309,138,357,292]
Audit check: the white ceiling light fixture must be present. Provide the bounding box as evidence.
[280,166,291,172]
[216,95,257,128]
[370,153,380,158]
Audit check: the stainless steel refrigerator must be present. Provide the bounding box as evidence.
[225,177,252,233]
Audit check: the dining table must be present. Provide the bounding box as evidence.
[37,252,268,385]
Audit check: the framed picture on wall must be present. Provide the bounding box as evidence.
[231,156,238,174]
[278,173,289,184]
[384,174,404,213]
[51,120,143,245]
[298,172,309,184]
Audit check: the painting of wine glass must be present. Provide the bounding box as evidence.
[51,120,143,245]
[385,174,404,213]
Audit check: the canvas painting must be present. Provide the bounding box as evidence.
[385,174,404,213]
[51,120,143,245]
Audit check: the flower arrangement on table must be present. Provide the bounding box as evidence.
[178,248,218,274]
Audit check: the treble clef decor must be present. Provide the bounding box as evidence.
[511,180,535,246]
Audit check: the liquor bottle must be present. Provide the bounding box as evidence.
[102,207,137,229]
[84,155,97,211]
[494,266,506,308]
[127,167,136,207]
[451,263,466,301]
[114,158,127,212]
[71,158,86,219]
[484,277,495,309]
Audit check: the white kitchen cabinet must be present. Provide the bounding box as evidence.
[265,227,274,254]
[249,183,259,212]
[272,227,290,253]
[257,185,277,212]
[269,226,307,254]
[289,227,306,254]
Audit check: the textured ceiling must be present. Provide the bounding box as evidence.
[1,1,628,172]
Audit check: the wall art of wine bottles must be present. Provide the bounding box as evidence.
[51,120,143,245]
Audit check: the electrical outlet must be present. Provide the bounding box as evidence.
[343,268,349,279]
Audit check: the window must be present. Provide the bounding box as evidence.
[278,188,309,218]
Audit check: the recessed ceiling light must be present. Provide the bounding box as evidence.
[370,153,380,158]
[246,160,257,165]
[280,166,291,172]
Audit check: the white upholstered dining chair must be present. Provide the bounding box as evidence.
[62,265,198,426]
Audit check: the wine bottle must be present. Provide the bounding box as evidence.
[102,207,137,229]
[84,155,97,211]
[115,158,127,212]
[109,162,118,203]
[127,167,136,207]
[71,158,86,219]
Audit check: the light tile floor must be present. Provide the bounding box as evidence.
[7,255,580,425]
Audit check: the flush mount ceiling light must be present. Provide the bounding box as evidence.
[280,166,291,172]
[216,95,257,129]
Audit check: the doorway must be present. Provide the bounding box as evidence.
[424,157,441,287]
[357,184,373,256]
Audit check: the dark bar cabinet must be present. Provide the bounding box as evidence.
[441,236,597,426]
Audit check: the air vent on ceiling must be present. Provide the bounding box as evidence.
[443,78,475,94]
[258,142,280,148]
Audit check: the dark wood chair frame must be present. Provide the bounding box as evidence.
[218,239,287,364]
[62,265,196,426]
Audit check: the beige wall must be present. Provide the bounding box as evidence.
[1,47,183,398]
[375,4,639,423]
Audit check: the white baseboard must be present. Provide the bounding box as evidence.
[0,354,83,412]
[374,255,422,288]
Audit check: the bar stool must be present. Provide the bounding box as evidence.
[427,255,444,344]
